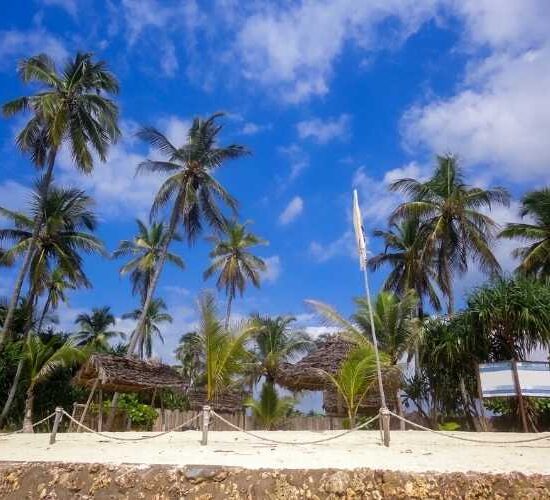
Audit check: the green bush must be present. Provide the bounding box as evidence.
[118,394,158,429]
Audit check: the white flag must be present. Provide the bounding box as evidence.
[352,189,367,270]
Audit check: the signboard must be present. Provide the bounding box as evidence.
[479,361,550,398]
[479,362,515,397]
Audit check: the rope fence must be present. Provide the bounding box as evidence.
[210,410,380,445]
[61,410,200,442]
[0,411,57,439]
[387,410,550,445]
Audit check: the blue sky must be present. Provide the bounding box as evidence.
[1,0,550,372]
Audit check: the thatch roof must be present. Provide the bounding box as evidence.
[322,389,396,416]
[187,387,246,413]
[74,354,187,393]
[275,336,354,391]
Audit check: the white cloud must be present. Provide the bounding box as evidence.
[262,255,281,283]
[278,196,304,225]
[309,232,355,263]
[296,114,351,144]
[0,180,32,214]
[41,0,77,17]
[279,144,310,181]
[240,122,271,135]
[235,0,439,102]
[160,40,179,77]
[0,29,67,69]
[303,326,340,339]
[401,0,550,183]
[159,116,191,146]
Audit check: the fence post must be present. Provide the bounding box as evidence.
[49,407,63,445]
[201,405,211,446]
[380,407,391,447]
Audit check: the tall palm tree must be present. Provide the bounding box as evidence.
[204,220,267,327]
[499,188,550,279]
[0,185,103,424]
[73,307,124,352]
[36,268,77,335]
[1,52,119,347]
[249,314,312,384]
[175,331,204,387]
[122,298,172,359]
[183,292,252,401]
[113,219,185,303]
[129,113,249,355]
[390,154,510,312]
[369,218,441,316]
[22,335,85,432]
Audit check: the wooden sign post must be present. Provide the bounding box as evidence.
[511,360,529,433]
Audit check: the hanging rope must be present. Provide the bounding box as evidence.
[0,411,57,439]
[209,410,380,445]
[387,410,550,445]
[61,410,200,442]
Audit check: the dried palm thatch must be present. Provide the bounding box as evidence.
[276,335,401,414]
[275,336,354,391]
[187,387,246,414]
[74,354,187,393]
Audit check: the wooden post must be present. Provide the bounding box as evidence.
[475,364,489,431]
[511,360,529,433]
[68,402,77,432]
[98,387,103,432]
[380,407,391,447]
[159,390,165,431]
[201,405,211,446]
[49,407,63,444]
[78,378,99,433]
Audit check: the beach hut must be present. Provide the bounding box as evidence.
[73,354,187,431]
[276,336,398,417]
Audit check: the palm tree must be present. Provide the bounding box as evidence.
[122,298,172,359]
[249,314,312,384]
[499,188,550,279]
[113,219,185,303]
[390,154,510,312]
[130,113,249,355]
[22,335,86,432]
[0,184,102,294]
[183,292,252,401]
[36,268,77,335]
[73,307,124,352]
[245,382,295,430]
[321,346,383,428]
[308,292,419,428]
[204,220,267,327]
[1,52,120,347]
[369,218,441,316]
[0,185,103,424]
[175,331,204,387]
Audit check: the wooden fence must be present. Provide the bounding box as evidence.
[152,409,347,432]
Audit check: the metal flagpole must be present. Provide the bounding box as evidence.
[352,190,390,446]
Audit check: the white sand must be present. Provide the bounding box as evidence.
[1,430,549,474]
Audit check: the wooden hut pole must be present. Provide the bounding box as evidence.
[159,390,165,431]
[511,360,529,433]
[78,378,99,433]
[98,386,103,432]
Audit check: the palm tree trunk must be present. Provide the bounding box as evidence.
[224,295,233,330]
[36,293,52,335]
[0,151,56,351]
[0,285,38,426]
[107,191,182,429]
[396,389,406,430]
[22,386,35,433]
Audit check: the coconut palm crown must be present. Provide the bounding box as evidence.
[499,187,550,279]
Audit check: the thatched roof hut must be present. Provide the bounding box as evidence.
[74,354,187,393]
[187,387,245,414]
[275,336,400,416]
[275,336,353,391]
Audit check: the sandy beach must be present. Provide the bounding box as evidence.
[1,430,549,474]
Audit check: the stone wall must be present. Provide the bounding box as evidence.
[1,463,549,499]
